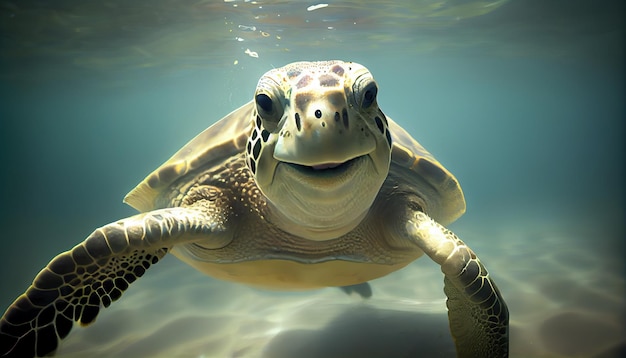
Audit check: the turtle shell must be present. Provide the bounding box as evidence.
[124,103,465,225]
[387,117,466,225]
[123,101,255,212]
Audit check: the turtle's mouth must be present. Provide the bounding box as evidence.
[284,156,362,177]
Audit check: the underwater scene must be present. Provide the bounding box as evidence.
[0,0,624,357]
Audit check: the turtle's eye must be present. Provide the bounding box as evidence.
[361,82,378,109]
[353,74,378,110]
[256,94,273,113]
[255,92,284,131]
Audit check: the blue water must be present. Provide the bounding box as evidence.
[0,1,624,357]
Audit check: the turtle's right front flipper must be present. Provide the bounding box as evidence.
[0,206,229,358]
[405,211,509,358]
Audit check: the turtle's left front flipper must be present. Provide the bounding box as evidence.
[0,206,228,358]
[405,211,509,358]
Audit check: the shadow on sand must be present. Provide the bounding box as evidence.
[263,305,456,358]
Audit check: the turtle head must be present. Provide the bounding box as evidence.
[245,61,392,240]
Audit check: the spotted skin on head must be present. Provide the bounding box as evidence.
[244,61,393,237]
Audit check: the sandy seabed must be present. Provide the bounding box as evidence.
[49,215,625,358]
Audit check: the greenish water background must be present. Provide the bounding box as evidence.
[0,1,624,357]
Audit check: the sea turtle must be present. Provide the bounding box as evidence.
[0,60,508,357]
